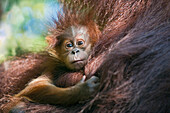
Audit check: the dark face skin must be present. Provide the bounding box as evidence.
[59,26,92,70]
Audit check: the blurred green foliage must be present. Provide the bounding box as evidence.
[0,0,59,63]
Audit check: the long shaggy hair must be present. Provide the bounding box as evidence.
[0,0,170,113]
[47,1,100,48]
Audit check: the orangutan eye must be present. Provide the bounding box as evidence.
[65,42,73,48]
[77,39,85,46]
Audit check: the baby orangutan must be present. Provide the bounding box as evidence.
[14,25,100,105]
[2,5,101,111]
[0,23,100,113]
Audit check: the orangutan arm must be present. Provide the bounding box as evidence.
[15,74,99,105]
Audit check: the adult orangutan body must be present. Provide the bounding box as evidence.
[0,0,170,113]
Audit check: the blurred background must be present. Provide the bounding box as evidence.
[0,0,60,63]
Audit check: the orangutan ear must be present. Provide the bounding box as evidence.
[45,36,57,47]
[45,36,60,59]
